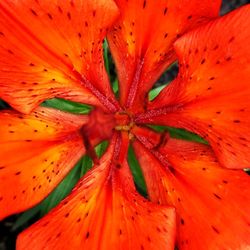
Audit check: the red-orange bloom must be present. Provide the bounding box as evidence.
[0,0,250,249]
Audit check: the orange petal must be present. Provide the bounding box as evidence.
[142,5,250,169]
[133,138,250,250]
[108,0,221,111]
[0,0,119,113]
[17,134,176,250]
[0,107,86,219]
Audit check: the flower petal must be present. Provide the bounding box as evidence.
[0,107,86,219]
[133,138,250,250]
[17,134,176,250]
[108,0,221,111]
[0,0,119,113]
[142,5,250,169]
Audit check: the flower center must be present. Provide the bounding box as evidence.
[81,108,135,161]
[81,108,134,147]
[114,112,134,132]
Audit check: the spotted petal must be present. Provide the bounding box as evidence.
[133,137,250,250]
[141,5,250,169]
[0,107,86,219]
[0,0,119,113]
[17,134,176,250]
[108,0,221,111]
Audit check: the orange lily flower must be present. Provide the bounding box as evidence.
[0,0,249,249]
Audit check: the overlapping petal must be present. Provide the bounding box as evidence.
[133,136,250,250]
[138,5,250,169]
[0,0,119,113]
[108,0,221,111]
[17,133,176,250]
[0,0,248,249]
[0,107,86,219]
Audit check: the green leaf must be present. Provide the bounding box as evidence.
[149,125,208,144]
[103,39,119,96]
[42,98,91,114]
[127,145,148,197]
[103,39,110,78]
[12,204,42,231]
[79,141,108,177]
[167,127,208,144]
[95,140,109,158]
[149,61,178,101]
[149,84,168,101]
[80,155,93,177]
[112,78,119,95]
